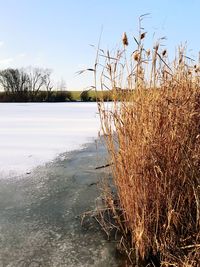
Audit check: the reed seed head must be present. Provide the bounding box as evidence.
[133,51,139,61]
[140,32,146,40]
[162,49,167,57]
[122,32,128,46]
[146,49,151,57]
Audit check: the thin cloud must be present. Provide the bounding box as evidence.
[16,53,27,58]
[0,53,27,69]
[0,57,14,67]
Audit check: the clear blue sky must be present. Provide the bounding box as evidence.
[0,0,199,90]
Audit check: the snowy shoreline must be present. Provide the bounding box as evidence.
[0,102,100,178]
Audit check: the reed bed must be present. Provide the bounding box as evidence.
[94,18,200,266]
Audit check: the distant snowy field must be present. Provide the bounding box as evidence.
[0,102,100,178]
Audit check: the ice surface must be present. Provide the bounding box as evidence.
[0,102,100,177]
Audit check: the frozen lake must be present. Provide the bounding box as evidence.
[0,102,122,266]
[0,102,100,177]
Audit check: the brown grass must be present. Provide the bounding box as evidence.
[93,17,200,266]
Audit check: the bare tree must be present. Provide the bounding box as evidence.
[43,69,53,101]
[25,67,46,97]
[0,68,29,94]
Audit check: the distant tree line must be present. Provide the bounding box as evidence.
[0,67,113,102]
[0,67,74,102]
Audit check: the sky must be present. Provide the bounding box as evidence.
[0,0,199,90]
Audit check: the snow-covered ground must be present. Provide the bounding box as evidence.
[0,102,100,177]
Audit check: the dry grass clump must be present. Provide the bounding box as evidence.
[94,17,200,266]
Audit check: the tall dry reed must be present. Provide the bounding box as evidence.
[94,17,200,266]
